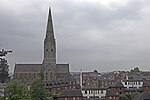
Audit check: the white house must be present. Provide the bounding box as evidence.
[82,87,106,99]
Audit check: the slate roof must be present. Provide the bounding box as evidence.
[82,87,106,90]
[124,88,143,92]
[15,63,69,73]
[106,89,118,97]
[132,93,150,100]
[122,79,143,82]
[57,89,83,97]
[14,64,42,73]
[110,81,124,87]
[56,64,69,67]
[143,82,150,87]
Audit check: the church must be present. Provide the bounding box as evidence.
[14,8,79,91]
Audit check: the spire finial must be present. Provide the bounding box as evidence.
[46,7,54,39]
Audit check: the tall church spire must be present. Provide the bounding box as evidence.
[43,7,56,66]
[43,7,57,81]
[46,7,55,39]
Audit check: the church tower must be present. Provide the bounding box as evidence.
[43,8,57,81]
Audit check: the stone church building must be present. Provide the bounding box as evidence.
[13,8,79,91]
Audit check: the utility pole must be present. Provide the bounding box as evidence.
[0,49,12,83]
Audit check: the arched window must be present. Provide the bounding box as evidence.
[45,73,48,80]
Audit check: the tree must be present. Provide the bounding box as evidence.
[0,96,4,100]
[48,90,59,100]
[30,75,47,100]
[5,80,30,100]
[0,49,12,83]
[0,58,9,83]
[125,94,132,100]
[119,94,130,100]
[119,94,132,100]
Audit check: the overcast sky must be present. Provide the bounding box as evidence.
[1,0,150,73]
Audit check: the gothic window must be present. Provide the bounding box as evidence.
[24,73,27,78]
[51,49,53,51]
[57,73,60,78]
[45,73,48,80]
[50,73,53,80]
[33,73,36,78]
[65,73,67,78]
[46,49,48,51]
[46,83,48,86]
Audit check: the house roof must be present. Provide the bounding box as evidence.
[106,89,119,97]
[132,93,150,100]
[58,89,83,97]
[122,79,143,82]
[110,81,124,87]
[143,82,150,87]
[82,87,106,90]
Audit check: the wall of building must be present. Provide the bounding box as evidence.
[82,89,106,99]
[122,81,143,88]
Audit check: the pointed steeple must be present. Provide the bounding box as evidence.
[43,7,56,66]
[46,7,55,39]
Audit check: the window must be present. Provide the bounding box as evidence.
[138,82,141,85]
[73,97,76,100]
[65,98,67,100]
[45,73,48,80]
[50,73,53,80]
[125,82,127,85]
[51,49,53,51]
[85,91,87,94]
[101,90,103,94]
[98,90,99,94]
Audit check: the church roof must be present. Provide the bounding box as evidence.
[14,64,42,73]
[56,64,69,68]
[56,64,69,72]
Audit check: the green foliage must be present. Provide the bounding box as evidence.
[48,91,59,100]
[0,58,9,83]
[30,76,47,100]
[119,94,130,100]
[0,96,4,100]
[5,80,30,100]
[130,67,140,73]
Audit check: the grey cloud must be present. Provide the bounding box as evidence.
[1,0,150,72]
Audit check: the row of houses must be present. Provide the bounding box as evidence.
[55,79,150,100]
